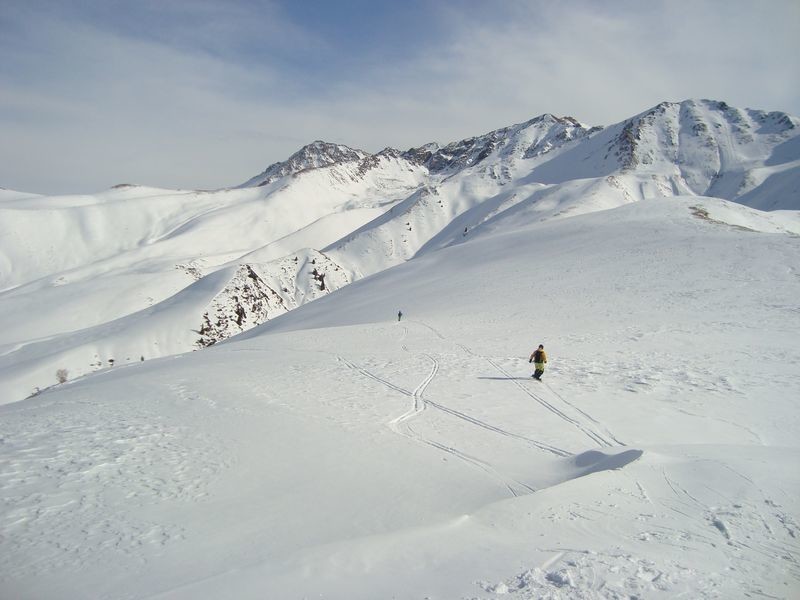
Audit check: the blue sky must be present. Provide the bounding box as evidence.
[1,0,798,194]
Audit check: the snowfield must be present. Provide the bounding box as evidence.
[2,196,799,599]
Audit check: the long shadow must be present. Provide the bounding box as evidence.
[478,376,535,381]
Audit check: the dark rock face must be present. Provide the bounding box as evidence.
[196,251,351,347]
[196,265,285,347]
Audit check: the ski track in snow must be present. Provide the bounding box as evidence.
[657,468,800,578]
[339,326,562,496]
[423,398,569,458]
[413,325,616,450]
[475,467,800,599]
[542,382,625,446]
[486,357,621,449]
[340,353,537,497]
[416,321,623,449]
[393,324,800,598]
[340,353,568,460]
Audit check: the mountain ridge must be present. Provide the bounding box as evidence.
[0,98,798,402]
[236,99,797,197]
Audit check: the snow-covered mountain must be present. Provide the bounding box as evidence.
[0,99,798,404]
[239,140,373,187]
[527,100,799,209]
[2,195,798,599]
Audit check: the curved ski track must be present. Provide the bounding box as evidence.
[339,354,566,457]
[338,354,540,496]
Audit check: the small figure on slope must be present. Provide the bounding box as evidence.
[397,310,403,322]
[529,344,547,380]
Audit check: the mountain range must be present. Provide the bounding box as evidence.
[0,98,798,403]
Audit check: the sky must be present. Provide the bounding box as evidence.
[1,0,798,195]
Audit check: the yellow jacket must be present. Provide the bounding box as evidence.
[530,349,547,364]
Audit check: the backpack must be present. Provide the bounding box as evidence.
[533,349,544,363]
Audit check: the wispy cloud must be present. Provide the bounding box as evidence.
[0,0,798,194]
[332,0,800,136]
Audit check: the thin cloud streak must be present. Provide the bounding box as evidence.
[0,0,798,194]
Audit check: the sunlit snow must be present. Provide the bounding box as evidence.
[1,100,799,599]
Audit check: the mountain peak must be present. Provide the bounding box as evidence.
[296,140,363,157]
[523,113,583,128]
[240,140,371,188]
[399,113,595,173]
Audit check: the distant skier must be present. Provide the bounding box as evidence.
[529,344,547,380]
[398,310,403,322]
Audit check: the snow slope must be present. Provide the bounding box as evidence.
[0,156,425,401]
[1,197,798,599]
[0,100,798,405]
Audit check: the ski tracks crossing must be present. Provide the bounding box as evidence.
[543,381,625,446]
[339,347,543,495]
[409,321,623,450]
[388,353,436,428]
[424,397,569,457]
[339,354,572,457]
[485,357,623,448]
[338,319,628,497]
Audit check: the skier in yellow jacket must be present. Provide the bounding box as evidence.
[529,344,547,380]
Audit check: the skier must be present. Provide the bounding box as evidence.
[397,310,403,322]
[529,344,547,380]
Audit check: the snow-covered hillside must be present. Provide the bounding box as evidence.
[0,99,798,404]
[2,197,798,599]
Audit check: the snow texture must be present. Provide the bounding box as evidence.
[0,99,799,599]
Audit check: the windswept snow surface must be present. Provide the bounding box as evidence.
[1,198,799,599]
